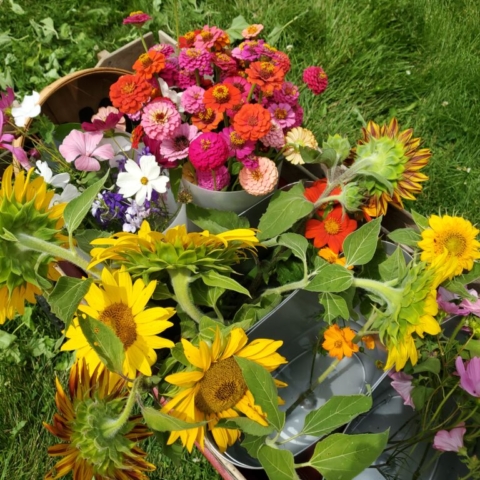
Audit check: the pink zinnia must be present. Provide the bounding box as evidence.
[220,126,255,159]
[159,57,180,87]
[303,66,328,95]
[149,43,175,58]
[260,120,285,149]
[456,356,480,397]
[181,85,206,115]
[433,423,466,452]
[239,157,278,196]
[160,123,200,162]
[292,104,304,128]
[242,24,264,39]
[194,25,225,50]
[123,11,152,26]
[178,48,213,76]
[223,76,252,100]
[59,130,114,171]
[231,40,265,62]
[211,52,238,76]
[141,100,181,141]
[188,132,229,171]
[268,102,296,129]
[239,154,259,169]
[177,69,198,89]
[273,81,300,105]
[389,372,415,409]
[197,165,230,191]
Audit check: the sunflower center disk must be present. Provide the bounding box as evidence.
[195,357,247,414]
[442,234,467,257]
[100,303,137,349]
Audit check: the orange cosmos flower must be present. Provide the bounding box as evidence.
[305,205,357,253]
[246,61,285,92]
[133,50,166,79]
[191,107,223,132]
[318,247,353,270]
[110,74,152,114]
[233,104,271,141]
[322,324,359,360]
[304,179,341,208]
[203,83,242,113]
[362,335,376,350]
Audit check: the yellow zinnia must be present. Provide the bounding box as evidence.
[0,165,65,324]
[162,327,287,453]
[43,361,155,480]
[284,127,319,165]
[61,266,175,378]
[418,214,480,276]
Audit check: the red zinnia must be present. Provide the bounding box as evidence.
[233,104,271,141]
[109,74,152,114]
[133,51,166,79]
[305,206,357,253]
[203,83,242,113]
[245,61,285,92]
[303,66,328,95]
[179,30,200,49]
[130,125,144,149]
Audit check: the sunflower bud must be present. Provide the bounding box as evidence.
[338,182,364,212]
[322,134,351,166]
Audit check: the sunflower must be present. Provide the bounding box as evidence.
[352,118,430,217]
[0,165,65,324]
[418,214,480,276]
[162,327,287,453]
[43,361,155,480]
[61,266,175,378]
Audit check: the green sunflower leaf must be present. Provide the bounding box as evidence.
[78,313,124,375]
[48,276,93,330]
[306,264,353,293]
[63,170,109,235]
[387,228,421,247]
[343,217,382,267]
[234,356,285,432]
[379,246,407,283]
[241,434,267,459]
[411,210,429,231]
[200,271,251,297]
[142,406,208,432]
[186,203,249,233]
[307,431,389,480]
[301,395,372,437]
[257,183,313,241]
[217,417,275,436]
[258,446,299,480]
[277,233,309,263]
[318,292,350,323]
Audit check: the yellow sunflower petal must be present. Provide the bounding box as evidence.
[181,339,205,370]
[165,371,205,387]
[219,328,248,360]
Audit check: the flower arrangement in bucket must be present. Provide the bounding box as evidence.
[3,10,480,480]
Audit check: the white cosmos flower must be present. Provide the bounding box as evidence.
[35,160,70,189]
[117,155,169,206]
[11,91,41,127]
[51,184,81,207]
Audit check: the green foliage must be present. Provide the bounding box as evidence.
[343,217,382,267]
[306,263,353,293]
[186,204,250,233]
[217,417,275,436]
[200,270,251,297]
[319,292,350,323]
[258,446,299,480]
[142,406,208,431]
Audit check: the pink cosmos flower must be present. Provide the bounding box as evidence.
[141,100,181,141]
[123,11,152,25]
[188,132,229,171]
[160,123,200,162]
[197,165,230,191]
[456,356,480,397]
[389,371,415,409]
[220,126,255,159]
[242,24,264,39]
[82,107,125,132]
[303,66,328,95]
[268,102,296,129]
[181,85,206,115]
[194,25,225,50]
[223,76,252,100]
[0,110,29,168]
[273,82,300,106]
[437,287,480,317]
[261,119,285,150]
[0,87,14,112]
[433,423,466,452]
[239,157,278,196]
[59,130,114,171]
[178,48,213,76]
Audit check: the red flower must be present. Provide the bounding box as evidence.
[245,61,285,92]
[304,179,341,208]
[131,125,144,149]
[109,74,152,114]
[305,206,357,253]
[133,51,166,79]
[203,83,242,113]
[233,104,271,141]
[303,66,328,95]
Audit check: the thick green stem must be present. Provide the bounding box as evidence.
[246,83,256,103]
[101,376,141,439]
[313,194,343,210]
[353,277,403,307]
[169,268,206,324]
[17,233,93,275]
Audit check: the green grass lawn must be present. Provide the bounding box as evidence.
[1,0,480,477]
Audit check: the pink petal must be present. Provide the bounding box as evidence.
[74,155,100,171]
[59,130,86,162]
[92,143,115,160]
[83,132,103,155]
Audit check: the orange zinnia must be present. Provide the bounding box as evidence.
[304,179,341,208]
[191,107,223,132]
[233,104,271,141]
[246,61,285,92]
[110,74,152,114]
[133,50,166,79]
[203,83,242,113]
[322,324,359,360]
[305,205,357,253]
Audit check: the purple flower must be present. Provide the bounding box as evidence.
[0,111,29,168]
[433,423,466,452]
[240,154,259,170]
[389,371,415,409]
[91,191,128,228]
[268,102,296,129]
[0,87,14,113]
[437,287,480,317]
[231,40,265,62]
[456,356,480,397]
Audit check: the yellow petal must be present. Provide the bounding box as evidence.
[131,280,157,316]
[220,328,248,360]
[166,370,204,386]
[181,339,204,370]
